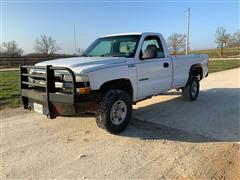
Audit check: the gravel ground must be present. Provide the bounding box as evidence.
[1,68,240,179]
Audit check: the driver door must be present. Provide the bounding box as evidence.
[136,35,172,99]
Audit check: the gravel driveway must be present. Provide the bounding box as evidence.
[1,68,240,179]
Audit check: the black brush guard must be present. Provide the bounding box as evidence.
[20,65,99,118]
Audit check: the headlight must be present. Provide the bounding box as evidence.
[63,74,89,82]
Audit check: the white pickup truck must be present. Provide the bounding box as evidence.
[20,32,208,134]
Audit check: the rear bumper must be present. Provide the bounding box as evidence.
[20,65,100,118]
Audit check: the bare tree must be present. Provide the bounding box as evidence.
[215,27,230,57]
[233,30,240,49]
[226,36,236,48]
[2,40,23,56]
[167,33,186,55]
[34,35,60,56]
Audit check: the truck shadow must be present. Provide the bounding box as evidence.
[121,88,240,143]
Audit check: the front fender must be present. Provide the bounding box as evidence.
[87,65,138,101]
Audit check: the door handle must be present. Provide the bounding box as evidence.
[163,62,169,68]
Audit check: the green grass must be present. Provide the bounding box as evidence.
[0,59,240,109]
[189,47,240,58]
[0,71,21,109]
[208,59,240,73]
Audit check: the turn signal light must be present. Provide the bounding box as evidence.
[77,87,91,94]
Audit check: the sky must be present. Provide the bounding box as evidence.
[1,0,239,54]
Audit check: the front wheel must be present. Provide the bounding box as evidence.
[95,90,132,134]
[182,76,200,101]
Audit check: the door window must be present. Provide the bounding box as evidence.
[140,36,165,60]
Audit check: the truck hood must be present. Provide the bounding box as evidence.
[35,56,127,74]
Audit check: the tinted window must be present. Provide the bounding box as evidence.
[89,41,112,56]
[85,35,140,57]
[141,36,165,59]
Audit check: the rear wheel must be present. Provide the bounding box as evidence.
[182,76,199,101]
[95,90,132,134]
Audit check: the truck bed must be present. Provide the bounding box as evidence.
[171,54,208,89]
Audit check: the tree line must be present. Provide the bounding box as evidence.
[0,35,61,57]
[167,27,240,56]
[214,27,240,56]
[0,28,239,57]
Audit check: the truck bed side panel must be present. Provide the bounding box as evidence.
[171,54,208,88]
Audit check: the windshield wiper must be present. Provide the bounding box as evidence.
[99,54,125,57]
[99,55,113,57]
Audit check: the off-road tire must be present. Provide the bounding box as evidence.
[95,90,132,134]
[182,76,200,101]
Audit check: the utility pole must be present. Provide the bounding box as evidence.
[74,24,77,54]
[186,8,190,54]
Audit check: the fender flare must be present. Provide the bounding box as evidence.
[186,64,203,85]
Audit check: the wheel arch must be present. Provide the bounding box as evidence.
[189,64,203,80]
[99,78,134,100]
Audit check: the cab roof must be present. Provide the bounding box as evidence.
[101,32,162,38]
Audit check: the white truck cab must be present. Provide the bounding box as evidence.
[20,32,208,134]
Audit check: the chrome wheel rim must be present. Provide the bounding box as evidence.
[110,100,127,125]
[191,81,198,97]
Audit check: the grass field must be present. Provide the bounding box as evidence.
[208,60,240,73]
[1,59,240,109]
[189,47,239,58]
[0,71,21,109]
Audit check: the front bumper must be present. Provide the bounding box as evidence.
[21,89,99,118]
[20,65,100,118]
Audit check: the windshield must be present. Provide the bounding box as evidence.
[84,35,140,57]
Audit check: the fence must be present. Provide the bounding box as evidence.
[0,55,76,68]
